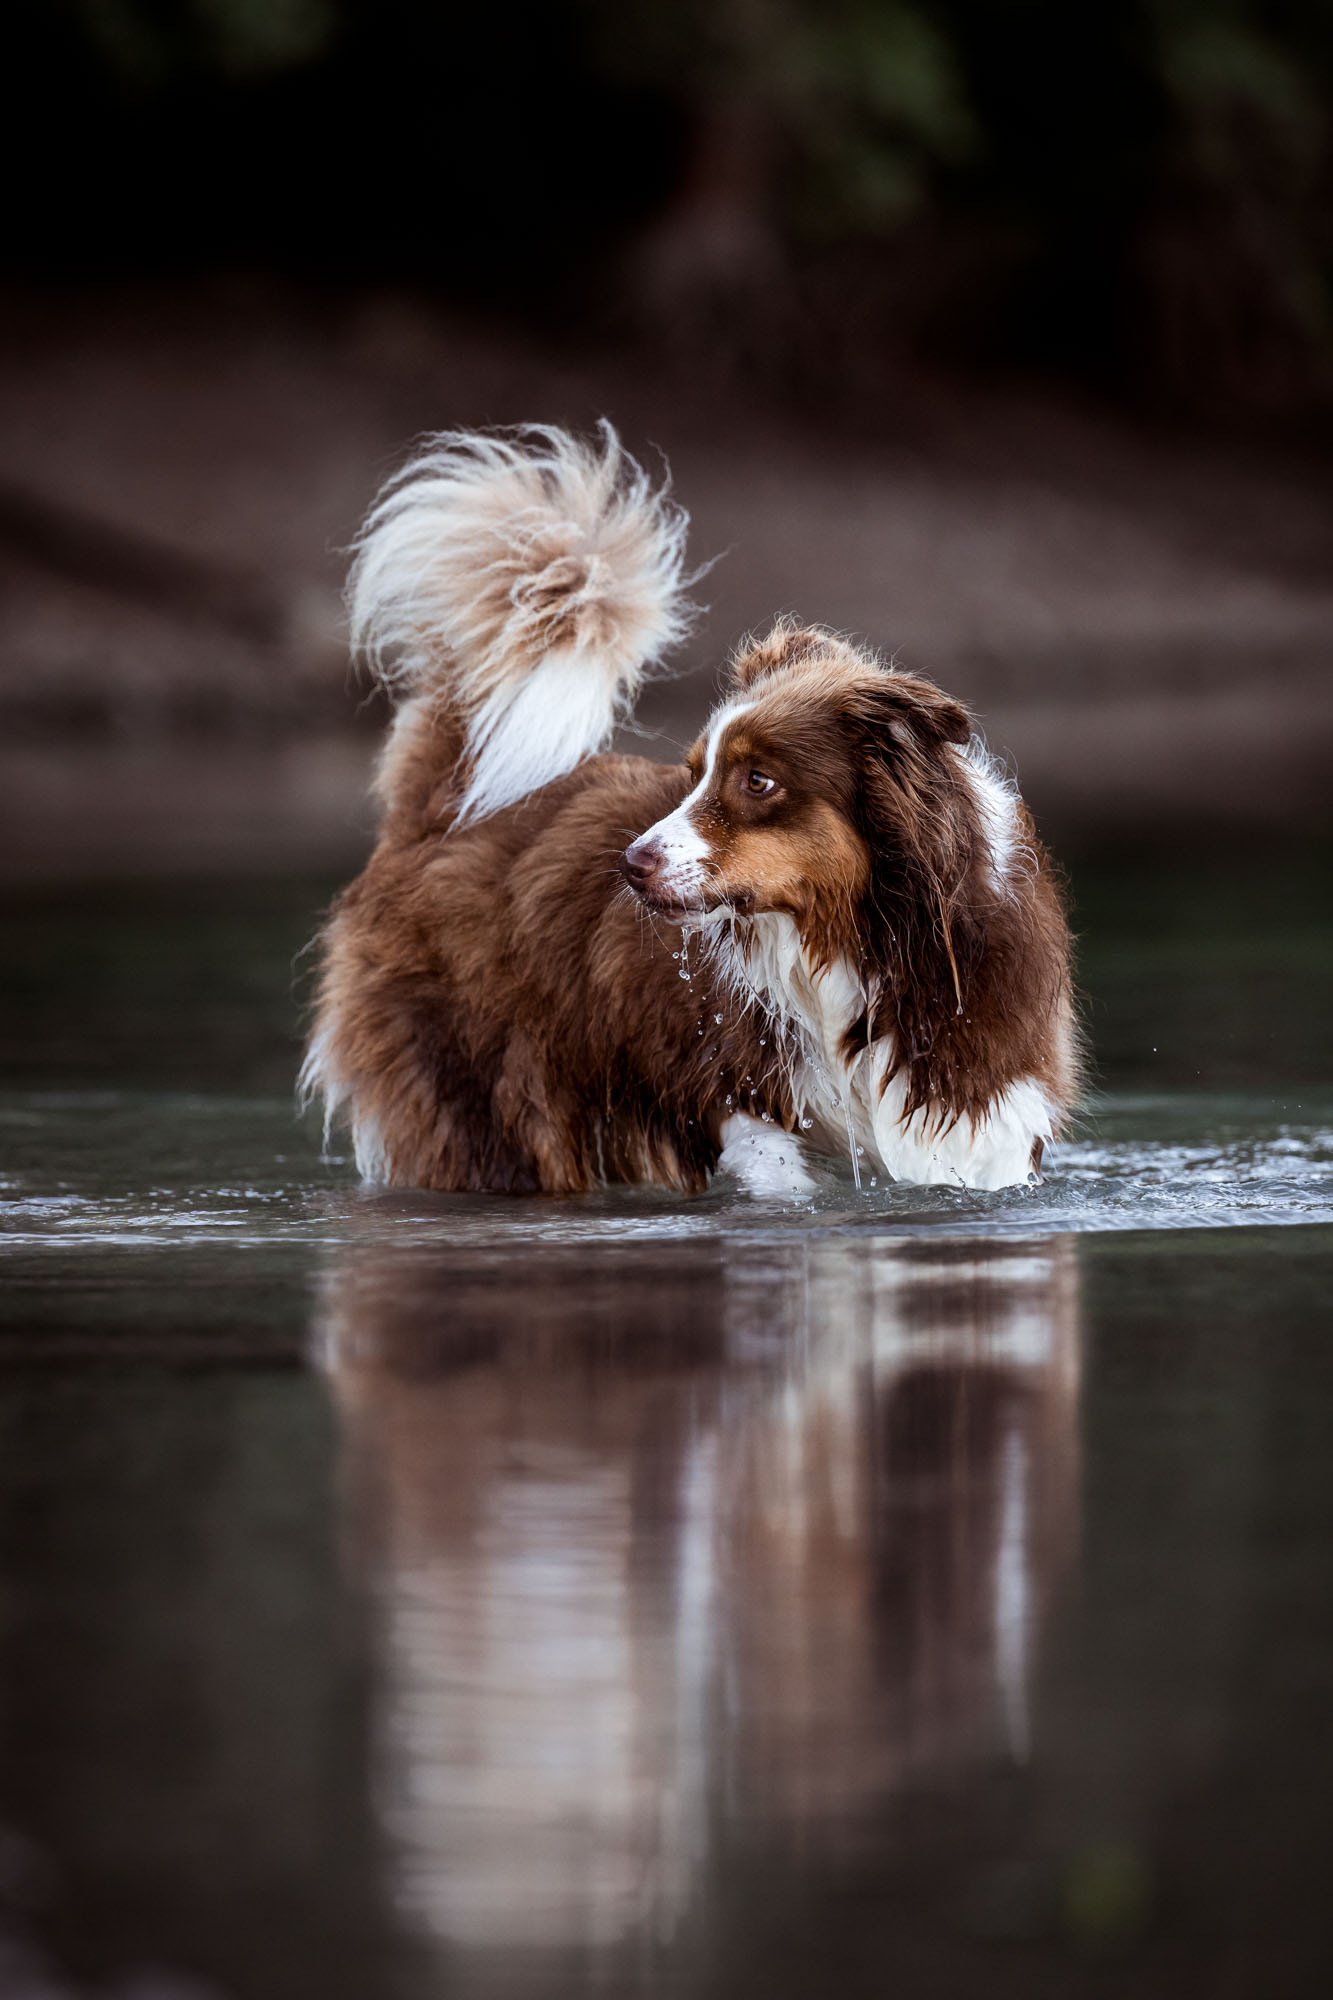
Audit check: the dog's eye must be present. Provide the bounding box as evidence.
[746,770,775,796]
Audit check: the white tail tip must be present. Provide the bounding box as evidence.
[348,422,697,822]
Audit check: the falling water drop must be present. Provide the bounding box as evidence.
[844,1101,862,1192]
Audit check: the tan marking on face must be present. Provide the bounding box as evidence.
[710,802,870,926]
[672,708,871,957]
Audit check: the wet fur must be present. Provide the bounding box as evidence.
[306,748,816,1193]
[303,430,1078,1196]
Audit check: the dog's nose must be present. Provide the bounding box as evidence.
[620,837,662,892]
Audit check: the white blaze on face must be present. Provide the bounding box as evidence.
[634,700,753,906]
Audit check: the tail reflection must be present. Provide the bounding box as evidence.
[318,1235,1079,1952]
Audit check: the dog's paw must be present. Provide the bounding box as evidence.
[717,1113,818,1201]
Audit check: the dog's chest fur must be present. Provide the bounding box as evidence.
[700,912,1051,1191]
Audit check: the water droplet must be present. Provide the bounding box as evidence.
[671,951,679,960]
[856,1145,864,1156]
[800,1117,813,1131]
[725,1094,733,1108]
[714,1013,723,1024]
[870,1175,878,1187]
[679,969,690,980]
[760,1112,770,1123]
[759,1038,766,1046]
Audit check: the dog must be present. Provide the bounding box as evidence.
[302,424,1077,1197]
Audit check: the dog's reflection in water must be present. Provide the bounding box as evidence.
[317,1234,1079,1953]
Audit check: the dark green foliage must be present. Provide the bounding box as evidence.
[5,1,1331,402]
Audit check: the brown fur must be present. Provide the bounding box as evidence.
[305,623,1078,1193]
[308,751,793,1194]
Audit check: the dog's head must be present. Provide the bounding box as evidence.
[621,623,980,966]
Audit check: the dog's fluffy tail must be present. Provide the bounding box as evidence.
[349,422,694,825]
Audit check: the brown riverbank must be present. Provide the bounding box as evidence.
[2,282,1330,881]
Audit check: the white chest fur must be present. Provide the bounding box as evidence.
[694,911,1052,1192]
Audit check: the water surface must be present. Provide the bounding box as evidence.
[0,865,1330,1999]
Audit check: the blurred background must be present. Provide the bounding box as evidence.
[2,0,1332,884]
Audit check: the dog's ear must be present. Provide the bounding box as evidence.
[845,671,974,893]
[730,620,834,690]
[843,671,972,753]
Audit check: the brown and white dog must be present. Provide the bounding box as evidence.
[302,425,1078,1197]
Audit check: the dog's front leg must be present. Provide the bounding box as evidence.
[716,1112,818,1201]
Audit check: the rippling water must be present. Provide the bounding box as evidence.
[2,1087,1331,1254]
